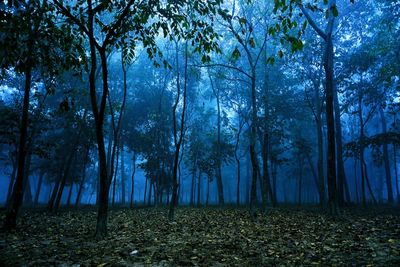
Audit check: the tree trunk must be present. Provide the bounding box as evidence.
[147,181,152,206]
[121,141,126,205]
[379,108,394,203]
[394,145,399,203]
[190,165,196,206]
[300,0,338,214]
[94,47,112,239]
[197,171,202,207]
[112,143,120,207]
[363,161,377,204]
[169,41,188,221]
[236,159,241,207]
[4,66,32,229]
[333,85,349,206]
[75,145,90,209]
[130,152,136,208]
[315,80,325,207]
[23,152,33,206]
[306,154,320,198]
[143,179,147,205]
[33,171,44,207]
[66,184,73,207]
[206,177,210,207]
[358,96,368,207]
[354,158,359,204]
[209,74,225,205]
[298,158,303,206]
[324,15,338,215]
[54,149,76,211]
[249,70,259,217]
[6,156,17,207]
[48,166,64,211]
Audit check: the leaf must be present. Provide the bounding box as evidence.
[249,38,256,48]
[266,56,275,65]
[331,5,339,17]
[231,47,241,61]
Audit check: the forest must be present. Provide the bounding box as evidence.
[0,0,399,266]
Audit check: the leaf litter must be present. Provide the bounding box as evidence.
[0,207,399,266]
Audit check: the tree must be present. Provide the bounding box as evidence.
[296,0,340,214]
[1,1,78,229]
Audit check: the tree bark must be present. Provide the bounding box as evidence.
[130,152,136,208]
[66,183,74,207]
[169,41,188,221]
[249,70,260,217]
[379,108,394,203]
[121,140,126,205]
[300,0,338,215]
[4,65,32,229]
[298,158,303,206]
[6,156,17,207]
[315,83,325,207]
[333,84,349,205]
[75,146,89,209]
[33,171,44,207]
[112,143,120,207]
[23,152,33,206]
[54,148,76,211]
[197,171,202,207]
[394,145,399,203]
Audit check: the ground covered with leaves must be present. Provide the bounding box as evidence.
[0,207,399,266]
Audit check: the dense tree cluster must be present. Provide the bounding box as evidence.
[0,0,399,238]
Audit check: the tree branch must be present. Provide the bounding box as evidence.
[192,63,252,79]
[299,4,327,41]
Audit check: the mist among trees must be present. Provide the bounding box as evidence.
[0,0,399,265]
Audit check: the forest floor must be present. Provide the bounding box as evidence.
[0,206,399,266]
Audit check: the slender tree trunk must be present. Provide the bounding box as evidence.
[315,83,325,207]
[95,47,112,238]
[22,152,33,206]
[306,154,320,198]
[298,158,303,206]
[130,152,136,208]
[246,156,250,205]
[190,165,196,206]
[379,108,394,203]
[249,70,259,217]
[209,74,225,205]
[6,157,17,207]
[169,41,188,221]
[75,146,90,209]
[33,171,44,207]
[300,0,338,214]
[358,96,368,207]
[394,145,400,203]
[354,158,359,204]
[54,150,76,211]
[333,84,348,206]
[121,141,126,205]
[66,184,73,207]
[112,143,120,207]
[363,161,377,204]
[197,171,201,207]
[4,66,32,229]
[324,21,339,215]
[272,160,278,204]
[148,181,152,206]
[143,179,147,205]
[236,159,241,207]
[206,177,210,207]
[48,166,64,211]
